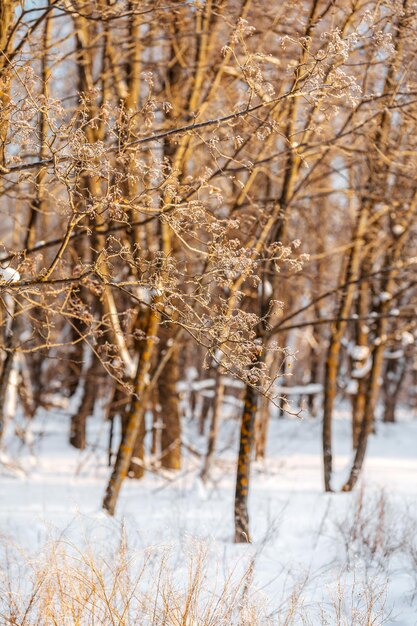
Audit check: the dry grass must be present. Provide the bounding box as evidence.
[334,486,416,575]
[4,489,414,626]
[0,534,273,626]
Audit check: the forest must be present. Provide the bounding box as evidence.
[1,0,417,623]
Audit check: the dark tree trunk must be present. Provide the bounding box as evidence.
[234,380,257,543]
[158,328,181,470]
[199,393,211,435]
[201,370,224,481]
[0,349,14,445]
[307,346,319,417]
[126,407,146,478]
[382,356,406,423]
[70,355,98,450]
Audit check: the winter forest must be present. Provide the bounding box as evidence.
[1,0,417,623]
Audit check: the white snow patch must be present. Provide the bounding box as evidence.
[351,356,372,378]
[402,331,414,346]
[345,379,358,394]
[258,279,273,299]
[379,291,392,302]
[349,344,369,361]
[136,286,152,304]
[0,266,20,282]
[385,349,403,360]
[392,223,405,236]
[0,403,417,623]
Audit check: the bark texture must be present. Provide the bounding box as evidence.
[234,379,257,543]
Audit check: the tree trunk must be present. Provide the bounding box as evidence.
[70,355,98,450]
[199,393,211,435]
[383,396,396,423]
[103,303,160,515]
[0,349,14,445]
[234,379,257,543]
[0,295,16,445]
[342,225,409,491]
[307,345,319,417]
[126,407,146,479]
[151,387,161,457]
[322,205,368,490]
[255,349,277,458]
[201,371,224,481]
[352,377,366,448]
[351,271,370,448]
[342,343,384,492]
[382,357,406,423]
[158,327,181,470]
[255,392,270,460]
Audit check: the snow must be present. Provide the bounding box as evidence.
[351,356,372,378]
[385,349,404,360]
[258,279,273,299]
[136,285,152,304]
[177,377,246,393]
[392,224,405,236]
[0,405,417,623]
[379,291,392,302]
[345,379,358,394]
[349,344,370,361]
[273,383,322,395]
[0,266,20,282]
[402,331,414,346]
[178,379,322,396]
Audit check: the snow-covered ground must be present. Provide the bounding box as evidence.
[0,404,416,624]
